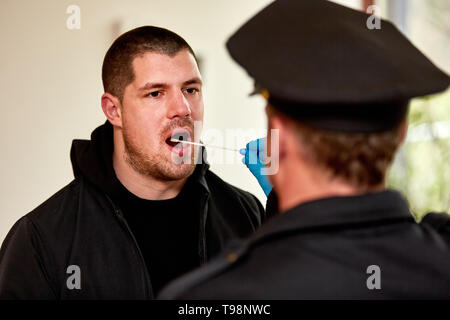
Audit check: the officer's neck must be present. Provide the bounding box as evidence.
[274,157,385,213]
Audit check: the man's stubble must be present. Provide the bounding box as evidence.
[122,118,196,181]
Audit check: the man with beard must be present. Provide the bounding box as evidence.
[0,26,266,299]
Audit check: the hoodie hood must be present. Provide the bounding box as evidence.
[70,121,210,198]
[70,121,120,197]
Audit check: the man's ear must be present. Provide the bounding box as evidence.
[101,93,123,128]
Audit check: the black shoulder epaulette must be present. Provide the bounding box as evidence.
[420,212,450,240]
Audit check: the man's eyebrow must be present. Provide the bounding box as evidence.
[183,77,203,86]
[138,78,202,91]
[138,83,169,91]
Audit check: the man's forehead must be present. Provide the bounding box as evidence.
[132,50,199,74]
[136,77,203,92]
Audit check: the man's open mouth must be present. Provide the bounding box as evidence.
[165,138,181,148]
[165,129,192,150]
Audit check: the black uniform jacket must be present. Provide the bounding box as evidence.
[0,122,266,299]
[159,190,450,299]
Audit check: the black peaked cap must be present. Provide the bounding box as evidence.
[226,0,449,132]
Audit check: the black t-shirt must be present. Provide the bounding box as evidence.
[114,178,200,296]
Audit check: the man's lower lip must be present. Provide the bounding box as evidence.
[164,143,190,158]
[165,142,190,151]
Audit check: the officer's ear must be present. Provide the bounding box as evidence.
[398,119,408,146]
[101,92,123,128]
[266,105,287,162]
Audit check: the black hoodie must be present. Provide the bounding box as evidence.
[0,122,266,299]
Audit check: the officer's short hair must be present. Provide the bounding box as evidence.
[270,105,404,189]
[102,26,196,101]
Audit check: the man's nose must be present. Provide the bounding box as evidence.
[167,91,192,119]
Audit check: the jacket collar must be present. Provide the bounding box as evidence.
[187,149,210,194]
[251,190,415,243]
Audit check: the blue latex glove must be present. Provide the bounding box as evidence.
[240,138,273,196]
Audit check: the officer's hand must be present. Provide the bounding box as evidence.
[240,138,273,196]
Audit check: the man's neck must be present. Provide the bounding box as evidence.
[112,150,187,201]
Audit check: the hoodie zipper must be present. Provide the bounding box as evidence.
[105,195,153,299]
[198,192,210,265]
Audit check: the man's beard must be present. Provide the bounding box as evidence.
[122,118,196,181]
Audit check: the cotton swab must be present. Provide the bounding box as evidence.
[170,138,240,152]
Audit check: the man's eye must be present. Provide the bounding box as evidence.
[147,91,161,98]
[185,88,199,94]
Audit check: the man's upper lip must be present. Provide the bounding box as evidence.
[165,127,192,141]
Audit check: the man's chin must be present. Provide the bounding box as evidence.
[159,163,196,181]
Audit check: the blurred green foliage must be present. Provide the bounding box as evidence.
[388,89,450,220]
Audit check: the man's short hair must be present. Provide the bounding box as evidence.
[273,106,405,189]
[102,26,196,101]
